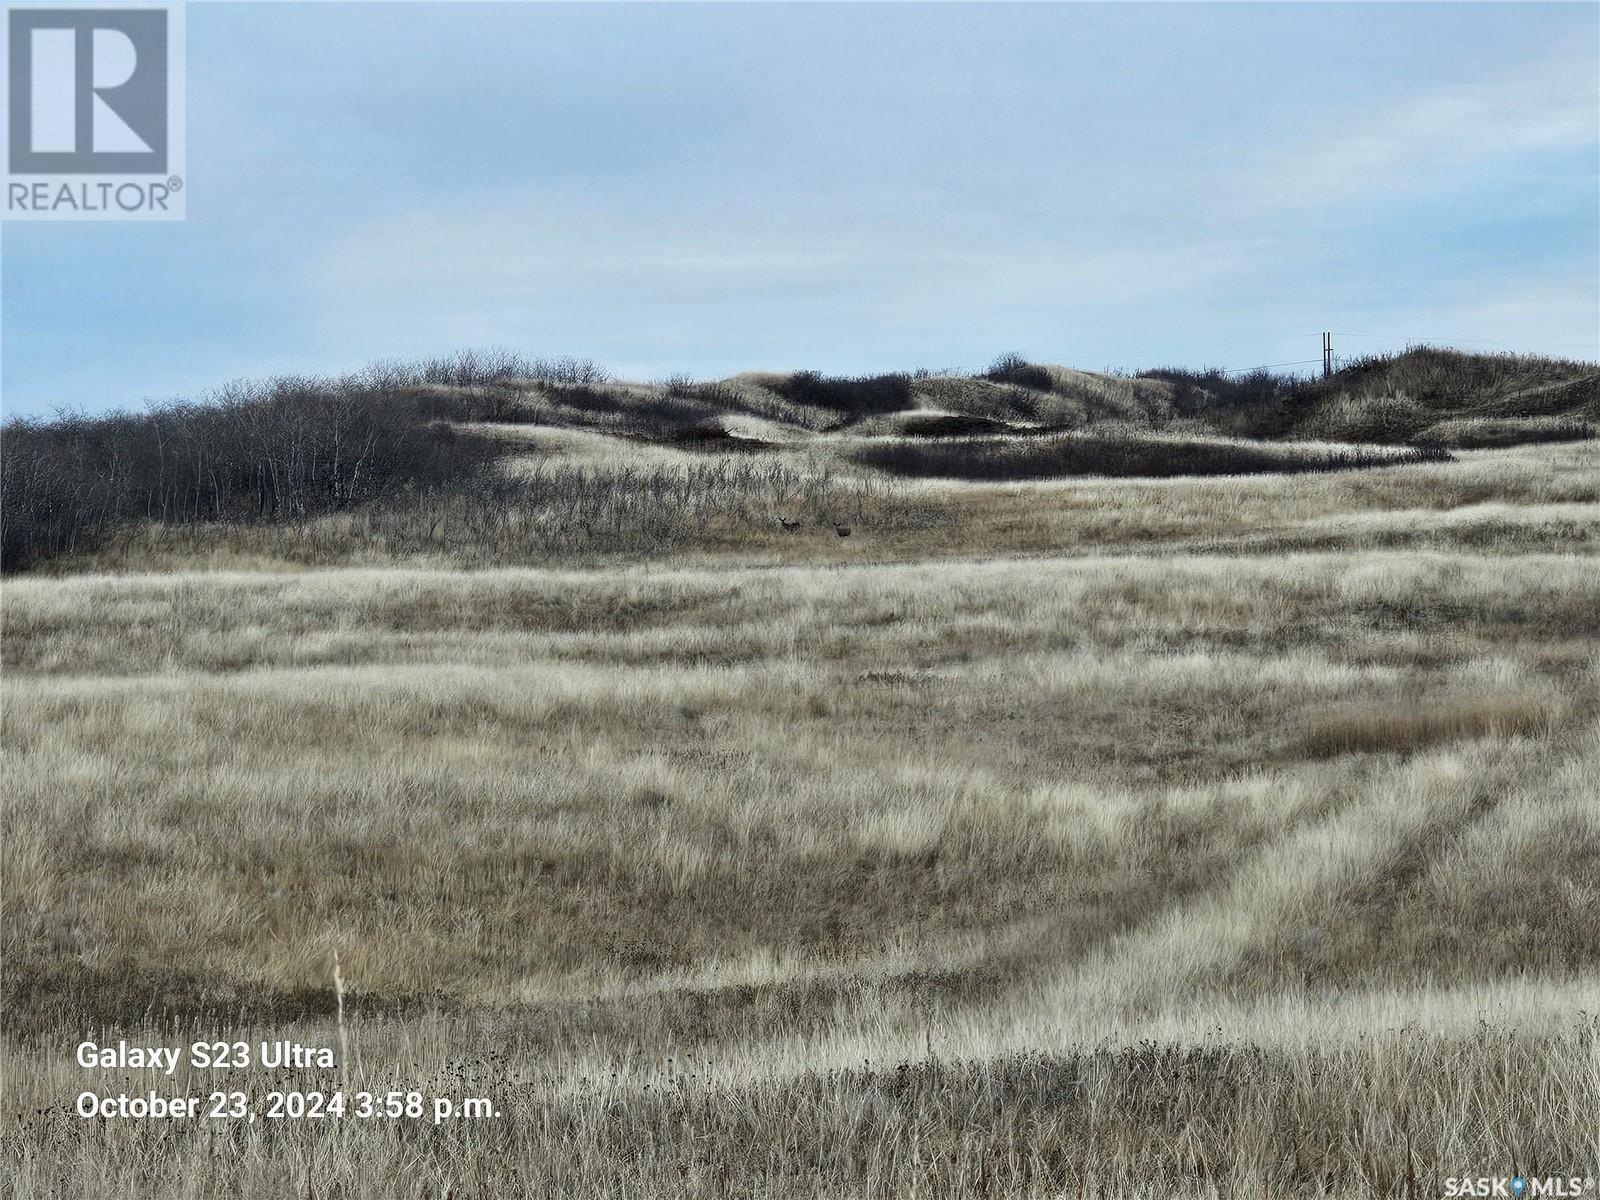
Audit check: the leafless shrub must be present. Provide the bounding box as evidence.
[161,459,937,566]
[849,431,1449,481]
[0,352,631,572]
[773,371,915,419]
[983,352,1055,391]
[378,349,612,388]
[1151,347,1598,443]
[0,379,498,572]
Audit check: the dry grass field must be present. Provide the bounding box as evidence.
[3,358,1599,1197]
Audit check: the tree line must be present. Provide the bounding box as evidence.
[0,371,503,572]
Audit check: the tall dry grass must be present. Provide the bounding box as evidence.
[2,437,1598,1197]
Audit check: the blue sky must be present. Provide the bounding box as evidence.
[3,1,1597,417]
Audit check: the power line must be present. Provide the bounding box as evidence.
[1332,332,1600,349]
[1219,358,1323,375]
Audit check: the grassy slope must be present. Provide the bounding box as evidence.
[731,348,1600,441]
[1180,348,1600,444]
[3,432,1599,1196]
[8,347,1596,578]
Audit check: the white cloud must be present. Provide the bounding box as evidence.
[1229,51,1598,214]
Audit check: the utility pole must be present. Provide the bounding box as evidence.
[1322,332,1333,378]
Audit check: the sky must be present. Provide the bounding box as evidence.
[2,1,1597,418]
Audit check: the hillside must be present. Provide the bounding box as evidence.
[1157,347,1600,445]
[473,347,1599,443]
[4,346,1594,574]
